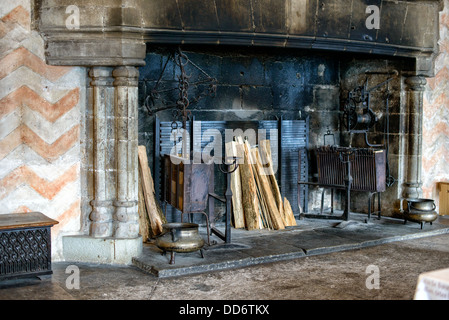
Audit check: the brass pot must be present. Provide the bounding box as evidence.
[155,223,205,264]
[404,210,438,223]
[407,198,436,212]
[404,198,438,229]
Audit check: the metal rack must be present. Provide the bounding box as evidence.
[299,146,386,221]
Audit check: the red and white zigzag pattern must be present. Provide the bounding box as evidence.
[422,0,449,198]
[0,3,82,257]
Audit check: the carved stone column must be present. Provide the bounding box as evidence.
[402,76,427,199]
[89,67,115,237]
[112,66,140,239]
[63,66,142,264]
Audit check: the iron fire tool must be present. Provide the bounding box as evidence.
[208,156,239,243]
[206,156,248,250]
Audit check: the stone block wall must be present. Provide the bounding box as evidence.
[0,0,85,260]
[423,0,449,208]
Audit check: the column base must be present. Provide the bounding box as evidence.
[63,235,142,265]
[402,183,423,200]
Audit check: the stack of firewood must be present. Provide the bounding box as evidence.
[226,137,297,231]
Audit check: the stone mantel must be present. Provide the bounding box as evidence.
[37,0,444,76]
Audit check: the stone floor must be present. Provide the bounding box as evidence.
[133,212,449,278]
[1,214,449,303]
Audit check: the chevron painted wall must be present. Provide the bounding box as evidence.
[0,1,85,260]
[423,0,449,204]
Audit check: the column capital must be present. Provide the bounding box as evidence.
[89,67,114,87]
[405,76,427,91]
[112,66,139,87]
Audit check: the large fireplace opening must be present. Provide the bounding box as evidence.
[17,0,443,267]
[137,44,410,229]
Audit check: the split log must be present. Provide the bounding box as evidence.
[283,197,297,227]
[138,145,166,237]
[225,141,245,229]
[237,136,260,230]
[259,140,285,225]
[251,148,285,230]
[138,174,151,242]
[250,149,271,230]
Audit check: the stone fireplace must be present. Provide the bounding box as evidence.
[3,0,443,264]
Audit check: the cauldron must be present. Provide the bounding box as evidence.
[404,198,438,229]
[408,198,436,211]
[155,223,205,264]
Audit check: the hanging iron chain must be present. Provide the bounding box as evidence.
[175,48,191,130]
[143,47,218,130]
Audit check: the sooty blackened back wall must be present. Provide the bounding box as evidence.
[138,45,407,221]
[138,46,340,161]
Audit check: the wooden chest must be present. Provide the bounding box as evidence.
[0,212,58,280]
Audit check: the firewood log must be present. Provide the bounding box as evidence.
[138,146,165,237]
[225,141,246,229]
[252,148,285,230]
[236,136,260,230]
[259,140,286,224]
[284,197,297,227]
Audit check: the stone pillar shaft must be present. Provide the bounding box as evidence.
[89,67,114,237]
[112,66,140,239]
[402,76,426,199]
